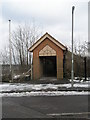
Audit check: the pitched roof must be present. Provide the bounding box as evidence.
[29,32,67,52]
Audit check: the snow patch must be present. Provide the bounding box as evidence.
[0,91,89,97]
[0,82,90,92]
[13,75,20,79]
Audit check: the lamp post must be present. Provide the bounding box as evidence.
[71,6,75,87]
[9,20,13,82]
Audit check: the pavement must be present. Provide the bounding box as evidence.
[2,95,90,119]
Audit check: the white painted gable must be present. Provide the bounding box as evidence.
[39,45,56,56]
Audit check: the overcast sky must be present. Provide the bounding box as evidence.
[0,0,88,51]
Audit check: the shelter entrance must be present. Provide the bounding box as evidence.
[40,56,57,77]
[29,32,67,80]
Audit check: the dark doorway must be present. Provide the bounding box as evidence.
[40,56,57,77]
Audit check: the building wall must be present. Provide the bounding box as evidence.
[33,38,64,80]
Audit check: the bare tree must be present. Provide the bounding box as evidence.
[11,23,42,66]
[68,38,88,57]
[76,41,88,57]
[0,46,9,64]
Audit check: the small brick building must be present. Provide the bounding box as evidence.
[29,33,67,80]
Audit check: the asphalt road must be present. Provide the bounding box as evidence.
[2,95,90,119]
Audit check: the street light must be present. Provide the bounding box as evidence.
[71,6,75,87]
[9,20,13,82]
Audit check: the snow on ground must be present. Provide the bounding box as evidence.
[0,82,90,92]
[13,74,30,79]
[0,91,89,97]
[69,77,90,82]
[13,75,21,79]
[0,79,90,97]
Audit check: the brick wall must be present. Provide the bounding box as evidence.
[33,38,64,80]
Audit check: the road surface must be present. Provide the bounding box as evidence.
[2,95,90,119]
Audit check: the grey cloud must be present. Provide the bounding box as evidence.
[0,1,88,50]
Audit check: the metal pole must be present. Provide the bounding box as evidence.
[31,53,33,80]
[84,57,87,81]
[9,20,13,82]
[71,6,75,87]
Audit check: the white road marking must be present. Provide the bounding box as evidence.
[47,112,90,116]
